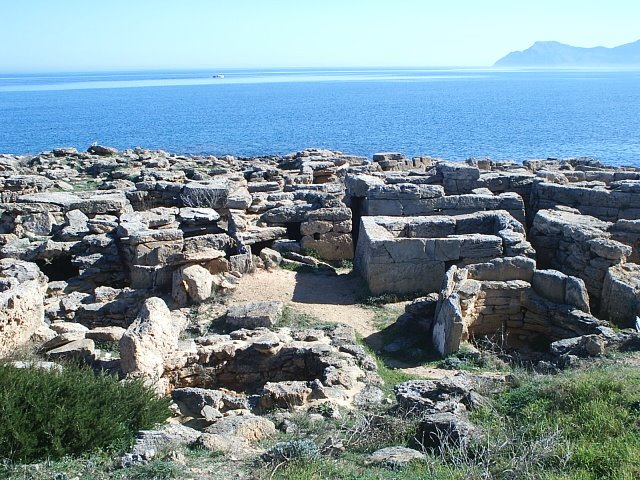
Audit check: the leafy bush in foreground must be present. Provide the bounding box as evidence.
[0,363,170,463]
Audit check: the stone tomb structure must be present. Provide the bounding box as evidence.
[355,211,533,295]
[432,257,602,356]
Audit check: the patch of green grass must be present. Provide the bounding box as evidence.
[280,261,318,273]
[357,287,422,308]
[72,179,102,191]
[0,363,171,463]
[335,259,354,270]
[474,365,640,480]
[94,339,120,354]
[0,454,115,480]
[358,343,418,395]
[437,346,510,373]
[113,459,181,479]
[369,305,404,331]
[267,452,474,480]
[278,306,334,330]
[301,248,321,259]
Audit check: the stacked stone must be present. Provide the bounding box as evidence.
[432,258,601,356]
[530,209,631,308]
[356,211,533,295]
[345,173,527,225]
[531,177,640,222]
[300,207,353,260]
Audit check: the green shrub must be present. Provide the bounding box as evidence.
[0,364,170,463]
[262,440,320,465]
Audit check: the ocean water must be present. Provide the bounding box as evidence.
[1,68,639,165]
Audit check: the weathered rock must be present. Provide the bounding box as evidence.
[122,424,200,467]
[301,232,354,261]
[42,331,86,351]
[0,259,47,357]
[368,446,425,466]
[172,387,224,417]
[46,338,95,360]
[260,381,312,409]
[226,301,284,329]
[87,144,118,156]
[85,326,126,342]
[119,298,179,382]
[176,264,213,303]
[259,247,282,269]
[195,432,251,455]
[204,415,276,442]
[601,263,640,327]
[394,376,479,415]
[417,412,477,451]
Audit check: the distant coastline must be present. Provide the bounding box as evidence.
[495,39,640,67]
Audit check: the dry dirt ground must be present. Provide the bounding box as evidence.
[229,268,453,379]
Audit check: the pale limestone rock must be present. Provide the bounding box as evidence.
[204,415,276,442]
[85,326,126,342]
[173,264,213,304]
[120,297,179,381]
[0,259,47,358]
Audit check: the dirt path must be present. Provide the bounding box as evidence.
[230,268,378,338]
[229,268,459,380]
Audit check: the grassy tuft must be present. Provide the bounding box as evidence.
[278,306,333,330]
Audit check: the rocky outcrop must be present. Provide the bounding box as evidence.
[0,259,47,357]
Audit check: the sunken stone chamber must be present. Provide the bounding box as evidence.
[432,257,602,357]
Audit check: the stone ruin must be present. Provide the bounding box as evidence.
[1,145,640,461]
[0,146,640,453]
[432,256,600,356]
[355,211,533,294]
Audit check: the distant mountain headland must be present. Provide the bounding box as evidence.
[494,39,640,67]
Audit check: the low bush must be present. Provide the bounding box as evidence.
[262,440,320,465]
[0,363,170,463]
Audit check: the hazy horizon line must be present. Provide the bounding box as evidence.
[4,64,640,76]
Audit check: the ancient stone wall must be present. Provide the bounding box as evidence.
[531,178,640,223]
[345,174,527,226]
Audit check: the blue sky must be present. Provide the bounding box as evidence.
[1,0,639,72]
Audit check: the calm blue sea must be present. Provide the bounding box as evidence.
[1,68,639,165]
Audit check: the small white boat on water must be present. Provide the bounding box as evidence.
[212,74,225,79]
